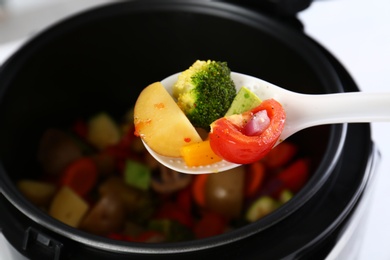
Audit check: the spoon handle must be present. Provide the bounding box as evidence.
[305,92,390,122]
[282,92,390,140]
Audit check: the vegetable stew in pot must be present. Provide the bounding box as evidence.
[17,109,311,243]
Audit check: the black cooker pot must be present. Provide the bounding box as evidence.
[0,1,378,259]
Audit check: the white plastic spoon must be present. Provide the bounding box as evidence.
[143,72,390,174]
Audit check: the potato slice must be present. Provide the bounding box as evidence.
[134,82,202,157]
[87,112,121,150]
[17,179,56,207]
[49,186,89,228]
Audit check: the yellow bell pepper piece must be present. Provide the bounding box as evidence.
[180,140,222,167]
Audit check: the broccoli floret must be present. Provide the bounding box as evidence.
[173,60,237,129]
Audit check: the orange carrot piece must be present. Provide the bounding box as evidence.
[180,140,222,167]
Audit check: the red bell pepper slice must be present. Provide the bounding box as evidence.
[262,142,298,169]
[192,174,208,208]
[277,158,310,193]
[209,99,286,164]
[244,161,266,198]
[261,158,310,198]
[60,157,98,197]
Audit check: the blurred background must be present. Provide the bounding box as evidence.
[0,0,114,45]
[0,0,389,259]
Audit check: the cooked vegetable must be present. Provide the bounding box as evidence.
[60,157,98,197]
[244,161,265,198]
[134,82,202,157]
[153,202,193,229]
[262,142,298,169]
[80,192,126,236]
[19,94,311,243]
[275,159,310,194]
[243,110,270,136]
[192,174,208,208]
[172,60,237,129]
[225,86,262,116]
[17,180,56,207]
[148,219,194,242]
[246,196,280,222]
[180,140,222,167]
[49,186,89,228]
[209,99,286,164]
[246,190,293,223]
[87,112,121,150]
[37,128,82,176]
[90,152,116,176]
[99,177,152,214]
[124,159,151,191]
[151,166,192,194]
[279,189,293,203]
[193,211,227,239]
[261,158,310,198]
[175,186,192,214]
[204,167,245,218]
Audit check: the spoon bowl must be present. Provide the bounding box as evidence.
[142,72,390,174]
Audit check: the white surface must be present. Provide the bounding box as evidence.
[0,0,116,43]
[299,1,390,259]
[0,235,25,260]
[0,0,389,259]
